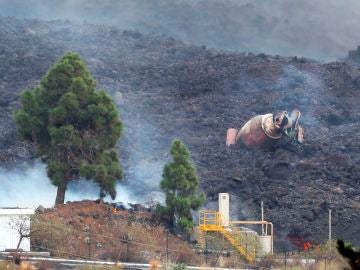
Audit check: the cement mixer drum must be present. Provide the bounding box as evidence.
[236,114,282,149]
[226,110,304,150]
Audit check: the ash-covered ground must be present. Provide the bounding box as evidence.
[0,17,359,249]
[2,0,360,61]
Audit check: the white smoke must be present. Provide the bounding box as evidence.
[274,65,325,128]
[1,0,360,60]
[0,162,56,208]
[119,117,167,205]
[0,161,144,208]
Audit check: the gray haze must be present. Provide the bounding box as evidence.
[118,113,167,205]
[0,161,142,208]
[1,0,360,60]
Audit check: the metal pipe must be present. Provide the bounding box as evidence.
[329,209,332,250]
[271,223,274,254]
[230,221,272,225]
[230,220,274,254]
[261,201,264,235]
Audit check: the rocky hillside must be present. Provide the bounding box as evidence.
[2,0,360,60]
[0,17,359,249]
[32,200,203,265]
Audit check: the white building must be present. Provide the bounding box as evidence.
[0,208,35,251]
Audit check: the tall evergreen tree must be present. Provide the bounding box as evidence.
[15,52,123,205]
[158,139,205,230]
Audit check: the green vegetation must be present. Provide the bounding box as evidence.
[15,52,123,205]
[157,139,205,230]
[337,240,360,270]
[172,263,187,270]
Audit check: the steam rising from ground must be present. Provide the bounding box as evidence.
[1,0,360,60]
[118,106,168,205]
[0,161,143,208]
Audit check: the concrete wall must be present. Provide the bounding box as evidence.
[0,208,34,251]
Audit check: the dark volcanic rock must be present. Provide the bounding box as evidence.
[0,17,359,248]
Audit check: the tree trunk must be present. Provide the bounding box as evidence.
[14,236,23,264]
[16,236,23,251]
[55,182,67,205]
[169,208,175,233]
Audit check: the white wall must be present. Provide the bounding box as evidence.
[218,193,229,227]
[0,208,34,251]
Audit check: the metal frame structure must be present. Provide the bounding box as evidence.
[199,210,223,231]
[230,220,274,254]
[198,210,274,262]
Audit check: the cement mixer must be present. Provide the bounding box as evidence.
[227,110,304,151]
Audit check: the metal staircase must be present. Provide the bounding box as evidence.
[222,230,254,262]
[199,210,255,262]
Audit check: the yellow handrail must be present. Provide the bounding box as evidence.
[199,210,223,231]
[198,210,255,262]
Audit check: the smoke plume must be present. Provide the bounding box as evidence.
[0,161,143,208]
[1,0,360,60]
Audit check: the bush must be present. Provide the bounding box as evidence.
[172,263,187,270]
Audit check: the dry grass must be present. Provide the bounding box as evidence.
[19,263,36,270]
[32,216,72,258]
[149,259,159,270]
[33,201,201,265]
[0,262,37,270]
[75,265,123,270]
[262,258,348,270]
[0,262,13,270]
[258,244,349,270]
[314,259,347,270]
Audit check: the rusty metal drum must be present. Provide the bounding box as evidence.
[235,114,282,149]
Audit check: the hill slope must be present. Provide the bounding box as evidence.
[0,17,359,249]
[33,200,202,264]
[2,0,360,60]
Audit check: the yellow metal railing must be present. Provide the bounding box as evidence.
[227,225,257,262]
[199,210,223,231]
[198,210,255,262]
[223,230,255,262]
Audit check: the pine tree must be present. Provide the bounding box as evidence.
[15,52,123,205]
[158,139,205,230]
